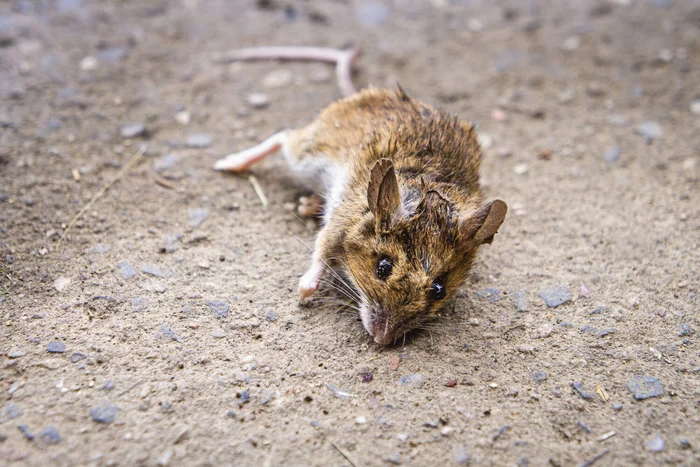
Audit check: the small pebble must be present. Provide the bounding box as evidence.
[238,389,250,405]
[7,348,26,358]
[326,384,353,400]
[117,262,137,280]
[247,92,270,109]
[606,114,630,126]
[626,375,665,400]
[444,379,458,387]
[120,123,147,139]
[80,56,98,71]
[539,286,572,308]
[475,287,499,302]
[645,432,665,452]
[514,163,529,175]
[679,438,692,450]
[185,133,212,148]
[603,147,621,164]
[635,121,663,141]
[210,328,226,338]
[39,426,61,445]
[613,403,623,411]
[398,374,424,389]
[53,276,71,292]
[188,208,209,228]
[477,132,493,149]
[47,341,66,353]
[260,388,271,405]
[208,301,229,319]
[586,82,605,97]
[691,99,700,115]
[389,355,400,371]
[131,297,149,313]
[532,371,548,382]
[6,402,22,419]
[679,324,695,337]
[518,344,534,354]
[18,425,34,441]
[511,289,527,312]
[262,69,293,88]
[454,446,470,465]
[561,36,581,52]
[266,309,278,322]
[175,110,191,125]
[355,416,367,424]
[141,264,173,278]
[70,352,86,363]
[90,403,119,423]
[572,381,593,400]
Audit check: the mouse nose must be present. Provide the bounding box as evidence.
[373,332,393,345]
[371,318,396,345]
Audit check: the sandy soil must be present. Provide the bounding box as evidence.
[1,0,699,465]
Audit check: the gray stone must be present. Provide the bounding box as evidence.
[266,309,278,322]
[117,262,137,280]
[141,264,173,278]
[131,297,149,312]
[47,340,66,353]
[98,47,126,62]
[627,375,665,400]
[6,402,22,419]
[679,324,695,337]
[18,425,34,441]
[120,123,147,139]
[511,289,527,312]
[475,288,499,302]
[154,154,178,173]
[157,324,183,343]
[398,374,424,389]
[326,384,354,400]
[603,147,621,164]
[260,388,271,405]
[7,348,26,358]
[635,121,663,140]
[613,403,623,411]
[210,328,226,338]
[453,446,470,465]
[645,432,665,452]
[238,388,250,404]
[532,371,548,382]
[691,99,700,115]
[90,243,110,254]
[539,286,572,308]
[246,92,270,109]
[208,300,229,318]
[90,403,119,423]
[186,133,212,148]
[188,208,209,228]
[607,114,630,126]
[571,381,593,400]
[70,352,86,363]
[355,1,390,27]
[39,426,61,445]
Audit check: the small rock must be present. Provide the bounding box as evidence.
[586,82,605,97]
[613,403,623,411]
[477,132,493,149]
[157,325,183,343]
[606,113,630,126]
[635,121,663,141]
[475,288,499,302]
[355,1,390,26]
[247,92,270,109]
[454,446,470,465]
[514,163,529,175]
[188,208,209,228]
[131,297,149,313]
[47,341,66,353]
[141,264,173,278]
[266,309,278,322]
[691,99,700,115]
[210,328,226,339]
[626,375,665,400]
[260,388,271,405]
[518,344,534,354]
[263,69,293,88]
[154,154,178,173]
[539,286,572,308]
[561,36,581,52]
[117,262,137,280]
[444,379,458,387]
[53,276,71,292]
[603,147,621,164]
[18,425,34,441]
[90,403,119,423]
[680,438,692,450]
[511,289,527,312]
[326,384,354,400]
[238,388,250,404]
[80,56,98,71]
[157,450,174,466]
[532,371,548,382]
[571,381,593,400]
[70,352,86,363]
[6,402,22,419]
[558,89,574,103]
[120,123,147,139]
[645,432,665,452]
[208,301,229,319]
[389,355,400,371]
[90,243,110,254]
[185,133,212,148]
[679,324,695,337]
[398,374,424,389]
[355,415,367,424]
[7,348,26,358]
[39,426,61,445]
[175,110,191,125]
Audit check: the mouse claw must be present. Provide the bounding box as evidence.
[298,194,324,217]
[298,264,323,299]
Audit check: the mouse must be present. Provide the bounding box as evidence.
[214,86,507,345]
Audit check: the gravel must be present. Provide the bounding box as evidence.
[90,403,119,424]
[7,348,26,358]
[90,243,110,254]
[475,288,499,302]
[47,340,66,353]
[398,374,424,388]
[603,147,621,164]
[678,323,695,337]
[645,432,665,452]
[571,381,593,400]
[186,133,212,148]
[635,121,663,141]
[188,208,209,228]
[262,69,292,88]
[141,264,173,278]
[120,123,147,139]
[39,426,61,445]
[511,289,528,312]
[117,262,137,280]
[626,375,665,400]
[18,425,34,441]
[157,324,183,343]
[208,300,229,318]
[266,309,278,322]
[6,402,22,419]
[70,352,86,363]
[539,286,572,308]
[246,92,270,109]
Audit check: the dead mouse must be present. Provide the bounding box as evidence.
[215,86,507,345]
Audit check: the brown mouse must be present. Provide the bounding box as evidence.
[215,87,507,345]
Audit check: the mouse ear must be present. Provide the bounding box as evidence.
[461,200,508,245]
[368,158,401,229]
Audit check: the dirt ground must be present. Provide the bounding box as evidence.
[1,0,699,465]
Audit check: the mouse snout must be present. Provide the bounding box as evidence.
[369,312,398,345]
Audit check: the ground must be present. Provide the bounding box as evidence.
[0,0,699,466]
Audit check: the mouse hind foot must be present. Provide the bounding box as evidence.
[213,131,287,172]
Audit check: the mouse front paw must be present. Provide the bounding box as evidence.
[298,265,323,299]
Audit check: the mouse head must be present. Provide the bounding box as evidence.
[343,159,507,345]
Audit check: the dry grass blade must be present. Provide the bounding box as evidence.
[56,145,146,251]
[248,175,268,208]
[329,439,359,467]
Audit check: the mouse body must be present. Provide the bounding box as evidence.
[215,87,507,344]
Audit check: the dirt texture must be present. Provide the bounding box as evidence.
[1,0,699,466]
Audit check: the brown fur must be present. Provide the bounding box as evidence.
[288,88,506,344]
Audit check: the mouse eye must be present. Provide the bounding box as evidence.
[430,280,446,300]
[376,257,393,280]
